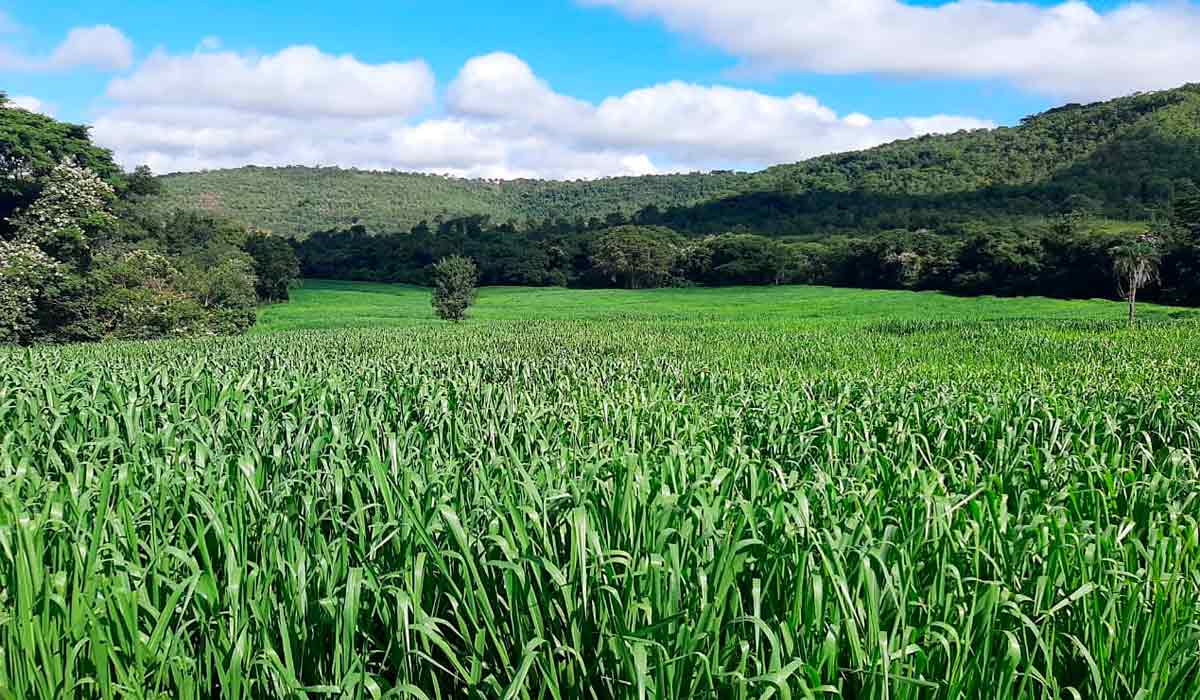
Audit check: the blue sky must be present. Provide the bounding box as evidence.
[3,0,1198,178]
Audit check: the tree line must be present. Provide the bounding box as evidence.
[295,191,1200,307]
[1,94,300,345]
[284,85,1200,306]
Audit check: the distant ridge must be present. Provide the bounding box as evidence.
[150,84,1200,237]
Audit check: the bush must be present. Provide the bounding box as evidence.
[431,256,477,322]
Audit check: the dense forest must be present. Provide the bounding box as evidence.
[295,202,1200,306]
[0,93,299,344]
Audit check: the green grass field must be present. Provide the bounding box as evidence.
[255,279,1194,332]
[3,283,1200,699]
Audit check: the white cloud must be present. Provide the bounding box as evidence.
[197,36,222,51]
[93,49,992,179]
[93,106,664,180]
[581,0,1200,101]
[448,52,594,126]
[0,22,132,72]
[445,53,992,170]
[588,82,992,163]
[106,46,435,119]
[48,25,133,71]
[8,95,54,116]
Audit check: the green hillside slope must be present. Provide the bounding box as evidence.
[150,84,1200,237]
[751,84,1200,197]
[153,167,744,238]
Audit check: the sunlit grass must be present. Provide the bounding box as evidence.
[252,279,1193,333]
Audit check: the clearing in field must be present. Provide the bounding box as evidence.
[2,283,1199,699]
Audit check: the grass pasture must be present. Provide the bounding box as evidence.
[253,279,1193,332]
[2,283,1200,698]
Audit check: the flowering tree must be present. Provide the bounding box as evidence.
[1,107,267,344]
[0,240,63,343]
[7,157,116,266]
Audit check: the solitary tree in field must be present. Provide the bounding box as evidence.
[1112,233,1162,324]
[431,255,477,322]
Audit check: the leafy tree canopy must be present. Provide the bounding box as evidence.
[1,95,122,195]
[431,255,478,322]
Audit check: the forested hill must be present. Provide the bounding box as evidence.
[153,168,745,239]
[751,84,1200,197]
[150,84,1200,237]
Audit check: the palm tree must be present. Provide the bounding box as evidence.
[1111,233,1162,324]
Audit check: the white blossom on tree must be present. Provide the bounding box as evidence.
[6,157,116,249]
[0,239,63,343]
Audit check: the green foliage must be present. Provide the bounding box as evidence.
[294,213,1200,304]
[0,240,63,344]
[123,164,163,199]
[243,233,300,301]
[660,85,1200,237]
[149,166,745,238]
[88,250,213,339]
[589,225,681,289]
[1,170,266,344]
[7,158,118,269]
[679,233,796,285]
[2,296,1199,698]
[189,259,252,309]
[754,85,1200,199]
[431,255,478,321]
[0,98,122,221]
[1174,180,1200,235]
[0,103,296,344]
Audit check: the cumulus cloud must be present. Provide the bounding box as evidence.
[48,25,133,70]
[106,45,435,119]
[449,52,992,170]
[93,105,664,180]
[581,0,1200,101]
[93,48,992,178]
[8,95,54,116]
[0,22,132,72]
